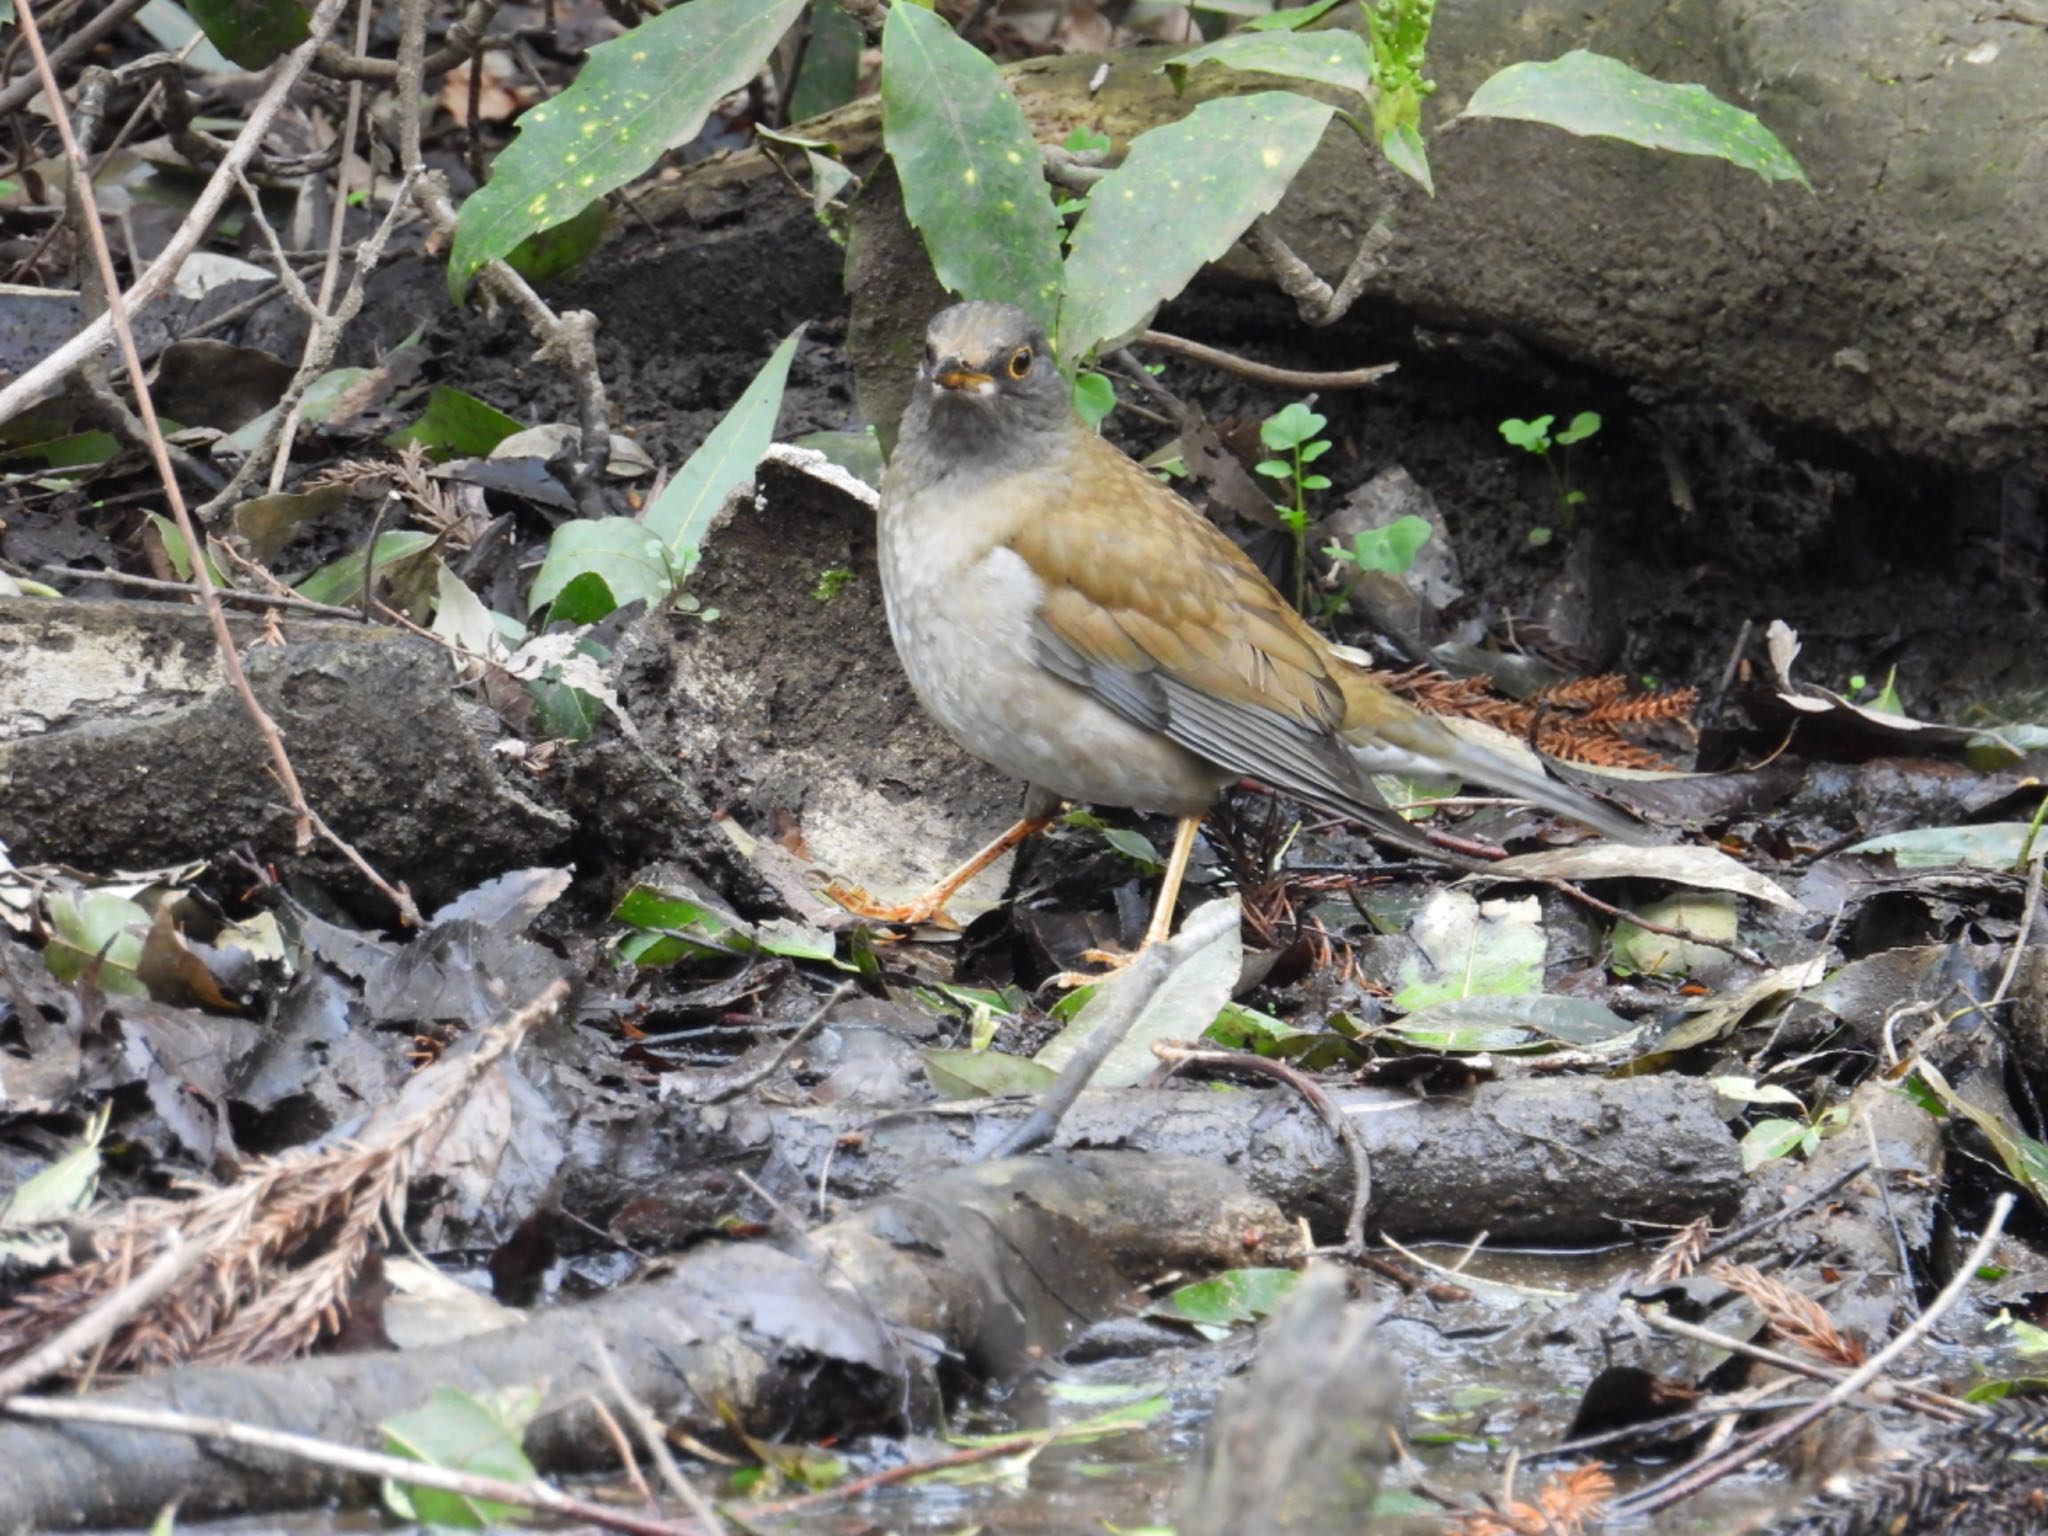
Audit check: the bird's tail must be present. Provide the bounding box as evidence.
[1341,705,1650,845]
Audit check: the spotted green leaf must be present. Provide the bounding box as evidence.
[881,2,1063,332]
[183,0,307,70]
[1462,50,1809,188]
[449,0,806,296]
[643,326,801,572]
[1058,92,1333,363]
[1163,28,1375,100]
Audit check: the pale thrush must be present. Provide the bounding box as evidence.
[848,301,1641,955]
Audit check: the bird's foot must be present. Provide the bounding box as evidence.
[820,881,961,931]
[1046,945,1144,991]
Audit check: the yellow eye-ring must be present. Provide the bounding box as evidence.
[1006,346,1034,380]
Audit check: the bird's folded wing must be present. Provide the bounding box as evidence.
[1012,460,1405,833]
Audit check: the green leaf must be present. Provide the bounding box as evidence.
[1612,892,1737,978]
[386,386,523,460]
[1845,823,2042,871]
[145,512,227,587]
[184,0,309,69]
[788,0,864,123]
[1151,1267,1299,1336]
[1058,92,1333,363]
[504,196,610,283]
[1299,473,1331,491]
[1386,993,1638,1055]
[448,0,806,295]
[1462,50,1810,189]
[881,2,1064,332]
[1254,459,1292,478]
[1498,415,1553,452]
[1740,1117,1811,1172]
[383,1387,540,1527]
[925,1048,1058,1100]
[642,327,802,572]
[528,517,672,615]
[1378,119,1432,193]
[544,570,626,626]
[1163,28,1375,99]
[1036,897,1242,1085]
[1072,370,1116,428]
[1554,410,1602,445]
[1392,891,1543,1011]
[1240,0,1344,31]
[42,891,149,994]
[1328,513,1432,575]
[1259,400,1327,450]
[1062,125,1113,154]
[294,529,437,605]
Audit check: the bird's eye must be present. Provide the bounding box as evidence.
[1006,346,1033,380]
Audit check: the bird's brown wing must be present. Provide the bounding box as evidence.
[1011,448,1417,834]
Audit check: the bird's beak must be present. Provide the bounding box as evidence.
[932,358,996,394]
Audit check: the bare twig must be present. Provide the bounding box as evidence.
[0,0,358,425]
[1241,215,1394,328]
[1153,1041,1372,1257]
[14,0,418,926]
[0,1394,708,1536]
[1615,1193,2014,1519]
[0,0,152,118]
[0,1238,197,1402]
[392,0,613,516]
[1633,1304,1977,1423]
[593,1337,730,1533]
[38,564,364,618]
[197,169,418,520]
[1527,874,1768,968]
[1136,329,1398,392]
[312,0,503,82]
[983,901,1241,1158]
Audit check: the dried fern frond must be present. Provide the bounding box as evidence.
[1446,1463,1615,1536]
[1710,1261,1866,1368]
[1644,1216,1713,1284]
[0,981,566,1377]
[1387,666,1698,771]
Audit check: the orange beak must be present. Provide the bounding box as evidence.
[933,365,995,392]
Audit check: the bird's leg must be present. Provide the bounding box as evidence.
[825,816,1053,928]
[1053,813,1205,987]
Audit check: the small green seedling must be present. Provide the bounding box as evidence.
[1256,399,1333,612]
[1848,666,1904,715]
[1072,371,1116,429]
[812,565,854,603]
[1499,409,1601,544]
[1324,513,1432,579]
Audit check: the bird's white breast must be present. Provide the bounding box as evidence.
[878,472,1222,815]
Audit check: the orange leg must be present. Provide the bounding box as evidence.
[1057,813,1204,986]
[825,816,1053,928]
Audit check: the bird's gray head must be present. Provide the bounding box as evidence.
[895,301,1072,479]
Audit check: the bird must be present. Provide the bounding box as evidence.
[837,299,1643,968]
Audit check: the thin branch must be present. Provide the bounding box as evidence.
[1241,215,1394,328]
[38,565,365,619]
[311,0,503,82]
[0,1238,197,1401]
[0,0,151,118]
[1633,1304,1977,1424]
[393,0,613,516]
[0,1394,709,1536]
[14,0,417,926]
[197,168,418,521]
[0,0,358,424]
[1154,1042,1371,1257]
[1136,329,1398,392]
[1614,1193,2015,1520]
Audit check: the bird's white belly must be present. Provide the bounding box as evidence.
[880,497,1222,816]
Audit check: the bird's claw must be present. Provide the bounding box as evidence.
[1046,946,1139,991]
[820,881,961,931]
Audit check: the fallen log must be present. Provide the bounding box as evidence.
[0,1151,1284,1531]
